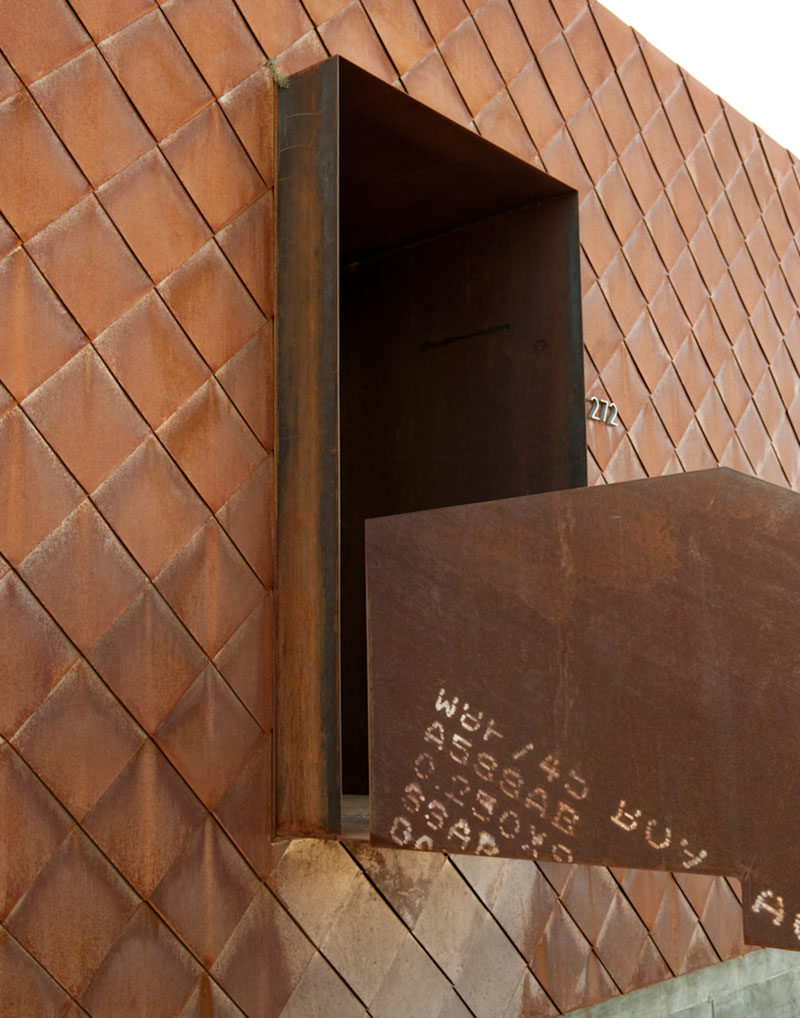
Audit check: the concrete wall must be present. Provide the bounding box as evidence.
[573,949,800,1017]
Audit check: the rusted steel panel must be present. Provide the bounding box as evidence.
[276,57,342,835]
[366,468,800,949]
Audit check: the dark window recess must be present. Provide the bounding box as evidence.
[277,55,586,836]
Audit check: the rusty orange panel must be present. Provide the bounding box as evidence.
[367,468,800,950]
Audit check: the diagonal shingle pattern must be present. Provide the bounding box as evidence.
[1,0,797,1014]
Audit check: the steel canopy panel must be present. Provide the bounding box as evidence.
[366,468,800,950]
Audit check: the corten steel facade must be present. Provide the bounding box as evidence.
[1,0,799,1016]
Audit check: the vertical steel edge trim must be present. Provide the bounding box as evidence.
[276,57,342,835]
[565,191,588,489]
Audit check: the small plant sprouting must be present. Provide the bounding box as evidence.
[267,58,290,88]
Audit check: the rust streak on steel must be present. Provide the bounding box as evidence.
[276,56,342,835]
[366,468,800,950]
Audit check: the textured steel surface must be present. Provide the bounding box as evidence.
[276,54,342,836]
[1,0,799,1012]
[0,0,276,1012]
[367,468,800,950]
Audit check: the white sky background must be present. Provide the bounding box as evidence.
[603,0,800,157]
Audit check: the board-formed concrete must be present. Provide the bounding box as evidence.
[571,950,800,1017]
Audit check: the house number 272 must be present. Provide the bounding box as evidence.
[587,397,618,426]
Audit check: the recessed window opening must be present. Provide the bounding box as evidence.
[277,56,586,835]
